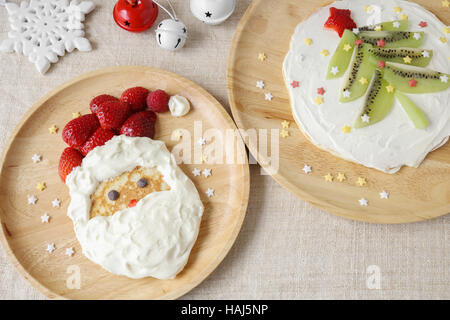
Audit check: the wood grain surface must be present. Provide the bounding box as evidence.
[227,0,450,223]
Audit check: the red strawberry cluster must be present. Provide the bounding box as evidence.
[59,86,171,182]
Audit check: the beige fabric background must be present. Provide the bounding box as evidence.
[0,0,448,300]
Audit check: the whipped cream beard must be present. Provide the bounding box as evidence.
[283,0,450,173]
[66,136,204,279]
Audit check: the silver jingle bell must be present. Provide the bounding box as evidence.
[190,0,236,25]
[155,18,187,51]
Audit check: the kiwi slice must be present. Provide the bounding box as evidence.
[358,20,409,32]
[383,62,450,93]
[340,44,376,102]
[358,31,424,48]
[395,92,429,129]
[327,29,357,79]
[354,69,395,128]
[368,47,433,67]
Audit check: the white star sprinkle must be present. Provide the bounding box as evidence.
[361,114,371,123]
[302,165,312,174]
[46,243,55,253]
[27,195,38,205]
[192,168,201,176]
[352,28,360,34]
[32,154,42,163]
[41,213,50,223]
[331,66,339,75]
[202,169,212,178]
[198,137,206,146]
[422,50,430,58]
[52,198,61,208]
[379,191,389,199]
[393,21,400,28]
[206,188,215,198]
[256,80,265,89]
[413,32,421,40]
[265,93,273,101]
[342,90,351,98]
[440,75,448,83]
[65,247,75,257]
[359,198,368,206]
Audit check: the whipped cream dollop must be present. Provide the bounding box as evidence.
[169,95,191,117]
[66,135,204,279]
[283,0,450,173]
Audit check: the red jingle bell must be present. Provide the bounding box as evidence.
[113,0,159,33]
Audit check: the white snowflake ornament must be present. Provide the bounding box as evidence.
[0,0,95,74]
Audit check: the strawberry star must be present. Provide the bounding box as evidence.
[317,87,325,95]
[291,80,300,88]
[376,39,386,47]
[418,21,427,28]
[323,7,357,37]
[408,78,418,87]
[378,60,386,68]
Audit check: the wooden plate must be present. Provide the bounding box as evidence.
[0,66,249,299]
[227,0,449,223]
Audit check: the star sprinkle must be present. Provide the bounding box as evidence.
[302,165,312,174]
[65,247,75,257]
[386,85,395,93]
[408,78,417,87]
[418,21,427,28]
[379,190,389,199]
[46,243,55,253]
[374,25,382,31]
[36,182,46,191]
[413,33,421,40]
[361,114,370,123]
[330,66,339,75]
[205,188,215,198]
[52,198,61,208]
[265,93,273,101]
[41,213,50,223]
[27,195,38,205]
[258,53,266,61]
[324,173,333,182]
[364,5,372,13]
[403,56,412,64]
[173,130,182,141]
[399,14,409,20]
[341,125,351,133]
[304,38,313,46]
[32,154,42,163]
[358,198,368,206]
[336,173,346,182]
[359,77,368,85]
[378,60,386,68]
[291,80,300,88]
[442,0,449,8]
[198,137,206,146]
[317,87,325,95]
[256,80,265,89]
[72,112,81,119]
[356,177,367,186]
[444,27,450,34]
[352,28,360,35]
[377,39,386,47]
[343,44,352,52]
[440,37,447,43]
[422,50,430,58]
[440,75,449,83]
[202,169,212,178]
[320,49,329,56]
[192,168,201,177]
[281,120,290,129]
[355,39,364,46]
[393,21,400,28]
[314,97,323,105]
[48,125,58,134]
[393,6,402,13]
[280,130,290,138]
[342,90,351,98]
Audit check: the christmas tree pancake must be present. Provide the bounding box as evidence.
[283,0,449,173]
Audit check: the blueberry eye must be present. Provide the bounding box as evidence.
[108,190,119,201]
[137,178,148,188]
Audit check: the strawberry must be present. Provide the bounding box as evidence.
[90,94,118,115]
[79,127,116,156]
[62,114,100,148]
[58,147,84,182]
[324,7,357,37]
[120,111,156,139]
[120,87,150,112]
[146,89,170,113]
[96,100,131,131]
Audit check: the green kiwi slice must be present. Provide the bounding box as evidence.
[368,47,433,67]
[395,92,429,129]
[383,62,450,93]
[340,44,376,102]
[358,20,409,32]
[358,31,424,48]
[354,69,395,128]
[327,29,357,79]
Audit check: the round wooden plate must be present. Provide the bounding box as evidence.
[0,66,249,299]
[227,0,449,223]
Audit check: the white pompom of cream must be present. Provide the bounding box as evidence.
[169,95,190,117]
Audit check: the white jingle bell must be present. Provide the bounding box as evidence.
[190,0,236,25]
[155,19,187,51]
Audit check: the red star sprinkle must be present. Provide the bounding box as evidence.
[378,60,386,68]
[376,39,386,47]
[291,80,300,88]
[408,78,417,87]
[418,21,427,28]
[317,87,325,95]
[355,39,363,46]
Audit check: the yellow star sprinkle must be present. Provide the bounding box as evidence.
[36,182,46,191]
[364,5,371,12]
[324,173,333,182]
[374,25,382,31]
[336,173,346,182]
[304,38,313,46]
[399,14,408,20]
[281,120,290,129]
[386,85,395,93]
[314,97,323,105]
[343,44,352,52]
[320,49,329,56]
[444,27,450,34]
[258,53,266,61]
[341,125,351,133]
[359,77,368,85]
[440,37,447,43]
[393,6,402,13]
[173,130,182,140]
[356,177,367,187]
[442,0,449,8]
[72,112,81,119]
[403,56,412,64]
[280,129,290,138]
[48,125,58,134]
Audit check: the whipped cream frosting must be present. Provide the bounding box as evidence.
[169,95,191,117]
[283,0,450,173]
[66,135,204,279]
